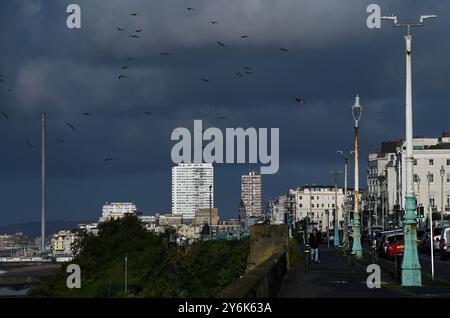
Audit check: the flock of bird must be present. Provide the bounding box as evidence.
[0,6,307,164]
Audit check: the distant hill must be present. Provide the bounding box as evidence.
[0,220,95,237]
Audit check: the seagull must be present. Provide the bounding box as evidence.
[201,78,211,84]
[129,35,139,38]
[0,78,4,83]
[26,140,34,149]
[240,35,249,38]
[280,48,289,52]
[1,112,7,119]
[217,41,226,47]
[57,138,64,144]
[117,27,126,32]
[122,66,131,70]
[82,112,93,116]
[295,97,306,104]
[144,111,152,115]
[211,21,219,24]
[160,51,171,56]
[243,66,252,70]
[124,57,135,62]
[217,116,227,120]
[66,123,76,131]
[105,158,115,162]
[135,29,143,33]
[236,72,243,78]
[245,71,252,75]
[130,13,138,16]
[118,75,129,79]
[187,7,194,11]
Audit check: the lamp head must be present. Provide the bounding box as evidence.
[440,165,445,177]
[420,15,437,24]
[381,15,398,25]
[351,94,362,127]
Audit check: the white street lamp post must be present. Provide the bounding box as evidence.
[382,13,437,286]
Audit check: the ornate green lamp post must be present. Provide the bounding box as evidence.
[381,14,437,286]
[351,95,363,258]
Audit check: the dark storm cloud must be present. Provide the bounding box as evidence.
[0,0,449,224]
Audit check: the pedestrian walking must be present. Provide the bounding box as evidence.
[309,229,320,263]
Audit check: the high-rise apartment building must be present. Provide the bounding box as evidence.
[241,171,262,217]
[172,163,214,219]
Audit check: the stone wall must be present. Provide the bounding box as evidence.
[218,224,289,298]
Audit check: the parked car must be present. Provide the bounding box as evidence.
[382,234,404,259]
[419,228,442,254]
[439,227,450,260]
[377,231,404,259]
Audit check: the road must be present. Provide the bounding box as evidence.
[418,252,450,282]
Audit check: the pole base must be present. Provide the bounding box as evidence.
[401,269,422,287]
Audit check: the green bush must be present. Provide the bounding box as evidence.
[29,215,249,298]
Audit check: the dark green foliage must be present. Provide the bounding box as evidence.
[29,215,249,298]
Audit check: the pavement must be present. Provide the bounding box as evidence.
[279,243,450,298]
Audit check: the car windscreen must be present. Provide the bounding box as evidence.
[387,235,404,244]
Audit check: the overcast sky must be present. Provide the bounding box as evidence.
[0,0,449,225]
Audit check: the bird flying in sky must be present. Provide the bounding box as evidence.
[135,29,143,33]
[187,7,194,11]
[201,78,211,83]
[124,57,135,62]
[211,21,219,24]
[240,35,249,38]
[82,112,93,116]
[144,112,152,115]
[118,75,129,79]
[217,116,227,120]
[122,66,130,70]
[130,13,138,16]
[161,51,171,56]
[217,41,226,47]
[1,112,7,119]
[280,48,289,52]
[105,158,115,162]
[26,140,34,149]
[295,97,306,104]
[57,138,64,144]
[129,35,139,39]
[66,123,76,131]
[117,27,126,32]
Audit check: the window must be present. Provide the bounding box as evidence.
[391,155,395,160]
[413,159,417,166]
[413,174,419,182]
[311,196,314,200]
[447,195,450,208]
[316,196,319,200]
[429,159,434,166]
[332,204,335,208]
[299,204,303,208]
[447,173,450,183]
[429,197,435,207]
[447,159,450,166]
[428,173,434,183]
[322,204,324,208]
[299,196,302,200]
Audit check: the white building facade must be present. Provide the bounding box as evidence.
[100,202,137,222]
[367,133,450,227]
[171,163,214,219]
[293,186,345,231]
